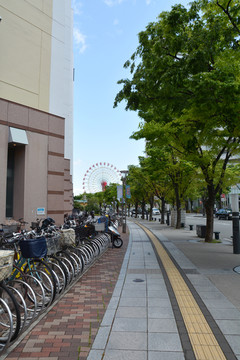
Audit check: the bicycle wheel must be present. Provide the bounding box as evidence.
[55,256,74,285]
[0,282,21,341]
[50,256,69,288]
[0,298,13,352]
[68,248,84,274]
[24,259,57,302]
[47,261,66,295]
[76,245,91,266]
[6,285,27,332]
[9,279,37,321]
[56,250,78,278]
[9,265,45,315]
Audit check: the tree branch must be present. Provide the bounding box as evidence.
[216,0,240,35]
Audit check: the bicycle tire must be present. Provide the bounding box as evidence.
[56,250,78,278]
[6,285,27,332]
[67,247,84,273]
[47,261,66,295]
[0,298,13,351]
[9,265,45,315]
[50,256,70,288]
[0,282,21,341]
[55,256,74,284]
[24,259,57,302]
[9,279,37,321]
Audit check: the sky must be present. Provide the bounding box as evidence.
[72,0,189,194]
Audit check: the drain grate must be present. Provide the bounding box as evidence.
[133,278,145,282]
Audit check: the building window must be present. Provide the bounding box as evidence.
[6,147,15,218]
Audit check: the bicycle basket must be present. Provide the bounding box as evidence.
[46,234,61,255]
[0,250,14,281]
[59,228,75,247]
[19,237,47,258]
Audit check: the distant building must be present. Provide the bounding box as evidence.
[0,1,74,225]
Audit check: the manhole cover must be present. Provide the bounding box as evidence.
[233,266,240,274]
[133,278,145,282]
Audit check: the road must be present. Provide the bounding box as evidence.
[141,213,236,242]
[185,213,234,241]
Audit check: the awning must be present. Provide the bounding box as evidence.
[8,127,28,145]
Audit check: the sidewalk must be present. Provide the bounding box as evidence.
[3,219,240,360]
[2,231,129,360]
[87,219,240,360]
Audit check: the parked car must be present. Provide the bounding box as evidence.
[215,208,232,220]
[152,208,160,215]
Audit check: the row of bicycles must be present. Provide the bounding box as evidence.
[0,215,116,353]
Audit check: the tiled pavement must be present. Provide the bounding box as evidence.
[2,230,129,360]
[3,218,240,360]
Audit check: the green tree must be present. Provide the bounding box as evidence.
[114,0,240,241]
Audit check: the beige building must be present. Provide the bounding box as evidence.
[0,0,74,226]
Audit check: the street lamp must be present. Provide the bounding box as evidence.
[230,186,240,254]
[120,170,128,233]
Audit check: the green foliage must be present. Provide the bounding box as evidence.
[114,0,240,239]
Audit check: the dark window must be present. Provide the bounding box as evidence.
[6,147,15,218]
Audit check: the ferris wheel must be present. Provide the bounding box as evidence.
[82,162,121,193]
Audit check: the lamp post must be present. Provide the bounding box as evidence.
[120,170,128,233]
[230,186,240,254]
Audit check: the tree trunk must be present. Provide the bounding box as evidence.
[161,197,165,224]
[174,185,181,229]
[204,184,215,242]
[141,201,145,219]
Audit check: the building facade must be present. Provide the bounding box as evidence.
[0,0,74,225]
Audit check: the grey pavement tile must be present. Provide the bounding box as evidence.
[112,288,122,297]
[107,331,147,350]
[145,264,160,269]
[199,291,230,300]
[87,349,104,360]
[116,306,147,318]
[101,309,116,326]
[203,299,236,309]
[119,297,147,307]
[193,285,219,292]
[148,290,168,298]
[92,326,111,350]
[148,298,172,307]
[148,306,175,319]
[149,351,185,360]
[216,320,240,335]
[147,281,166,290]
[148,318,178,333]
[187,274,216,286]
[112,317,147,332]
[225,335,240,355]
[121,289,146,298]
[148,332,183,351]
[209,308,240,320]
[147,275,164,282]
[106,296,119,310]
[104,350,147,360]
[123,284,146,291]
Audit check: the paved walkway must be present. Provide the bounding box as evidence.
[2,218,240,360]
[88,219,240,360]
[2,231,129,360]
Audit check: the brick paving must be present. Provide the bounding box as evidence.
[4,230,129,360]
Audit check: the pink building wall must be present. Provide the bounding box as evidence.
[0,98,73,226]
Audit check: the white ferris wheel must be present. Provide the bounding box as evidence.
[82,162,121,193]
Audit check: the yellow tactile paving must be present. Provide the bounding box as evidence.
[138,223,227,360]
